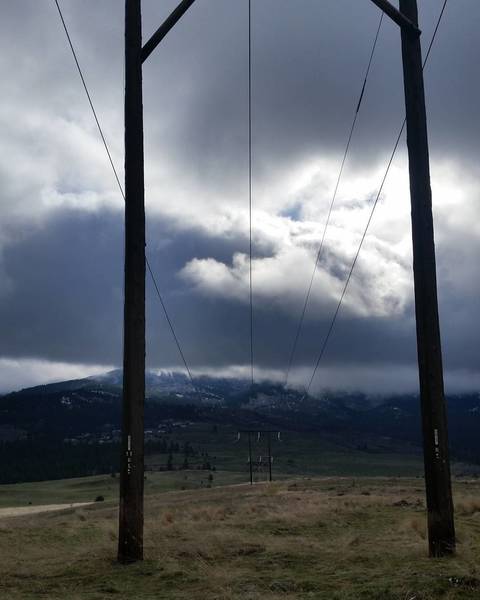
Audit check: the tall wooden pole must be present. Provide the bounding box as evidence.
[267,432,272,482]
[248,432,253,485]
[399,0,455,557]
[118,0,145,564]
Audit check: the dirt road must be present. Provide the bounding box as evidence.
[0,502,93,519]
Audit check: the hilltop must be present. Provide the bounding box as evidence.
[1,371,480,484]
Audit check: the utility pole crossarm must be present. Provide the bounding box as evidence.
[141,0,197,63]
[369,0,420,34]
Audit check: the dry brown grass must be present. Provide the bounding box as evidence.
[455,497,480,517]
[1,477,480,599]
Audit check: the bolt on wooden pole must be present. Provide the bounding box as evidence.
[118,0,145,564]
[399,0,455,557]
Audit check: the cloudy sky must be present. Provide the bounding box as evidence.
[0,0,479,395]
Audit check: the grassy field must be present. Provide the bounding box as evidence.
[0,470,245,509]
[144,423,426,479]
[0,423,427,510]
[1,476,480,599]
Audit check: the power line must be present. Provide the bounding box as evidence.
[146,262,197,387]
[284,12,384,386]
[53,0,199,395]
[54,0,124,198]
[248,0,254,390]
[303,0,449,396]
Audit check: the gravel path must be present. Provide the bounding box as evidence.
[0,502,93,519]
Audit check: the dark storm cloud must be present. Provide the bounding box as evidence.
[0,209,249,367]
[139,0,480,180]
[0,211,124,365]
[8,0,470,192]
[1,208,478,383]
[3,0,480,183]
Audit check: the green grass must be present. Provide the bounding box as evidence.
[0,432,425,509]
[0,430,462,598]
[0,424,425,509]
[146,422,425,478]
[1,477,480,599]
[0,470,246,508]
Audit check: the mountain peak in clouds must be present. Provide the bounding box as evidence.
[89,369,193,390]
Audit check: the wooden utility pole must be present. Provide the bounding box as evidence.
[248,432,253,484]
[399,0,455,556]
[118,0,145,564]
[267,432,272,482]
[118,0,197,564]
[114,0,455,562]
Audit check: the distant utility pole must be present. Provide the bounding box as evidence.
[248,432,253,484]
[267,431,272,482]
[238,430,280,483]
[399,0,455,557]
[119,0,197,564]
[369,0,455,557]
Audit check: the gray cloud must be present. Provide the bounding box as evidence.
[1,0,479,394]
[0,205,478,394]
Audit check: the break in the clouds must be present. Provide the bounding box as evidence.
[0,1,479,395]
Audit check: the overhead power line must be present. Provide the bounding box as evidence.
[284,12,384,387]
[248,0,254,390]
[303,0,449,396]
[53,0,198,394]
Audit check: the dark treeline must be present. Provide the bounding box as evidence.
[2,383,480,483]
[0,438,120,483]
[0,438,200,484]
[0,388,201,437]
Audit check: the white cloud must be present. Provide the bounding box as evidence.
[177,157,420,320]
[290,364,480,397]
[0,357,113,394]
